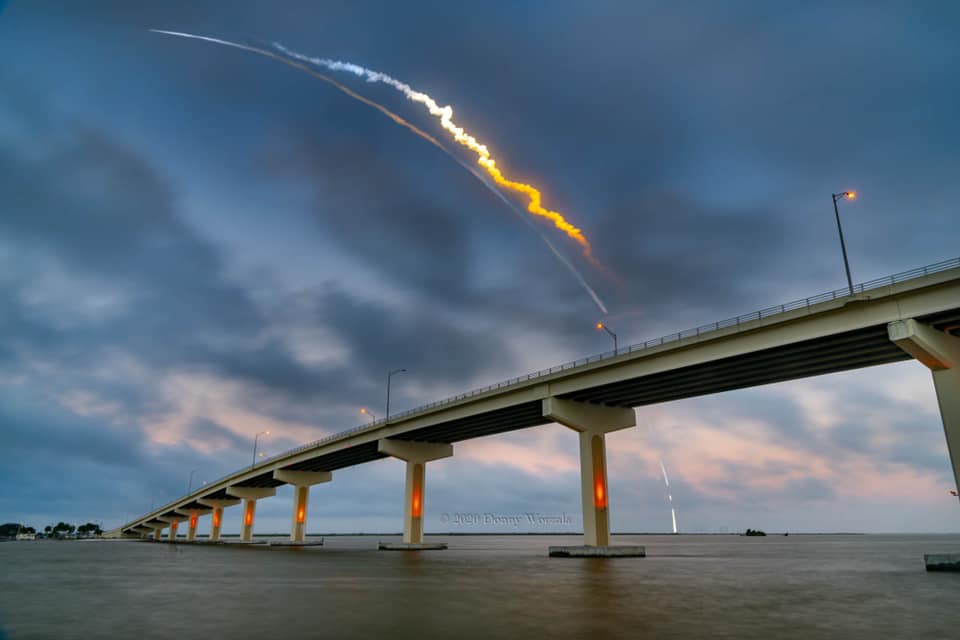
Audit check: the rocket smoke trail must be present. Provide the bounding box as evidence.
[271,43,601,269]
[150,30,608,314]
[659,459,679,535]
[645,415,678,534]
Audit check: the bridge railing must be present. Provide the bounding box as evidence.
[137,256,960,525]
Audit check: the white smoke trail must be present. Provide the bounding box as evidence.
[659,459,678,535]
[645,417,678,534]
[150,30,607,314]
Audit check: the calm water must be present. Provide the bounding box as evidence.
[1,534,958,639]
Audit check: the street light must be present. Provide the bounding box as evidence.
[186,468,199,495]
[831,190,857,296]
[360,407,377,424]
[251,430,270,468]
[386,368,407,422]
[596,322,618,354]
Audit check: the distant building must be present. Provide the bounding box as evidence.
[16,532,36,540]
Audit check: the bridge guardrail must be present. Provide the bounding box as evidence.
[139,256,960,525]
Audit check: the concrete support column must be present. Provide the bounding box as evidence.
[187,513,198,541]
[225,487,277,543]
[153,528,161,541]
[543,397,636,547]
[292,486,309,542]
[198,498,240,542]
[890,319,960,494]
[404,461,425,543]
[210,507,223,542]
[241,499,257,542]
[933,368,960,492]
[167,521,178,541]
[579,430,611,546]
[378,440,453,545]
[273,470,332,543]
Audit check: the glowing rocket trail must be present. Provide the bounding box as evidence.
[271,43,600,268]
[659,459,678,535]
[150,30,608,314]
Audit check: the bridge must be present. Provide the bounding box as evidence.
[111,257,960,550]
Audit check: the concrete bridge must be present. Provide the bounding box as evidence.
[111,257,960,551]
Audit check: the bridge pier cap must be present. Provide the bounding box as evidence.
[543,398,636,547]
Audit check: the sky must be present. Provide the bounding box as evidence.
[1,0,958,534]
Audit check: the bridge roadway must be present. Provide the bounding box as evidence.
[115,258,960,549]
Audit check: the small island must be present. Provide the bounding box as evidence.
[744,528,767,536]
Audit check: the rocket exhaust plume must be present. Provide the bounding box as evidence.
[272,43,600,269]
[645,416,678,534]
[659,459,678,535]
[150,30,608,314]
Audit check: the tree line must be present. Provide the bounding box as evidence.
[0,522,103,538]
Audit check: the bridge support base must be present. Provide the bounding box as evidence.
[166,522,178,541]
[543,397,636,548]
[925,553,960,571]
[186,513,198,542]
[378,542,447,551]
[152,528,161,542]
[549,545,646,558]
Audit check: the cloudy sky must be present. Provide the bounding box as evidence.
[1,1,958,534]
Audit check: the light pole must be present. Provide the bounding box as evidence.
[386,368,407,422]
[831,191,857,296]
[360,407,377,424]
[596,322,618,354]
[187,468,199,495]
[252,430,270,468]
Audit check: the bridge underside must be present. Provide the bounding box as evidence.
[215,311,960,489]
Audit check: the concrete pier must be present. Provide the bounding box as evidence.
[543,397,636,547]
[273,469,332,543]
[378,439,453,545]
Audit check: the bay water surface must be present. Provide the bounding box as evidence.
[1,534,958,639]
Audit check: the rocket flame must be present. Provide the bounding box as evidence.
[272,44,598,266]
[150,30,609,313]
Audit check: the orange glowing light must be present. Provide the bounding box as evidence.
[244,506,254,526]
[297,506,306,524]
[594,481,607,508]
[596,322,604,330]
[411,491,423,518]
[212,511,221,527]
[846,191,856,200]
[190,515,198,528]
